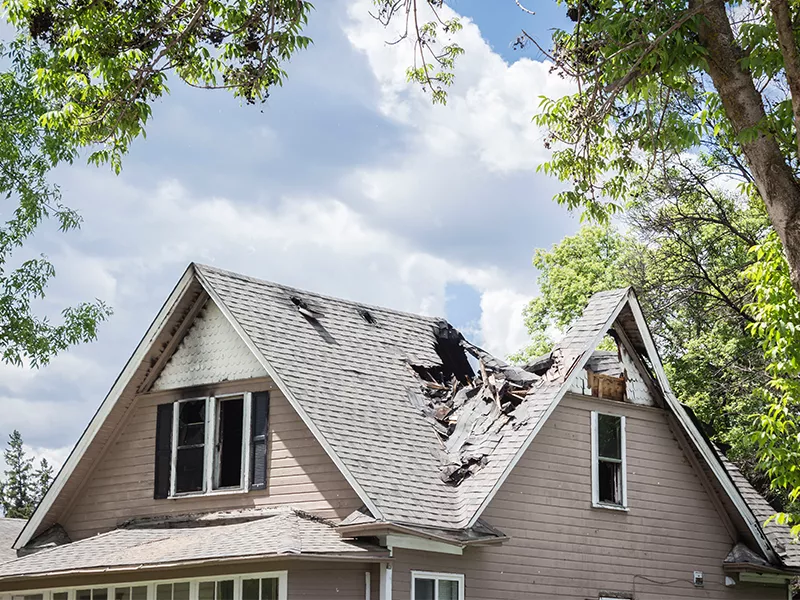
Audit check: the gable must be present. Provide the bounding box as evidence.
[60,378,362,540]
[152,300,266,391]
[479,395,748,596]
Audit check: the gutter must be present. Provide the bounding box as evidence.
[336,521,508,547]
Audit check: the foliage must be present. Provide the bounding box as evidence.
[746,232,800,533]
[0,0,313,365]
[514,163,778,486]
[0,41,113,367]
[372,1,463,104]
[512,224,632,360]
[0,430,53,519]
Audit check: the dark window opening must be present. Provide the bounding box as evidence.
[215,397,244,488]
[176,399,205,493]
[596,413,624,506]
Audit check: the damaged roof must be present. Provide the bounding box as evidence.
[195,266,630,529]
[0,509,386,580]
[19,263,799,572]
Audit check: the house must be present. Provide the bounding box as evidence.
[0,262,797,600]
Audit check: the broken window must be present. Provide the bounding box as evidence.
[175,399,206,493]
[592,412,626,508]
[411,572,463,600]
[158,391,270,498]
[215,397,245,489]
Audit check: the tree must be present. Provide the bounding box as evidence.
[0,430,51,519]
[374,0,800,300]
[0,0,312,365]
[514,162,781,493]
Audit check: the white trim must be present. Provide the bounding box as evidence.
[194,266,383,519]
[365,572,371,600]
[14,267,197,550]
[465,289,631,528]
[379,564,392,600]
[625,293,779,563]
[242,392,253,491]
[383,534,463,556]
[410,572,464,600]
[207,395,218,491]
[0,571,288,600]
[169,394,254,499]
[591,411,627,510]
[738,572,792,585]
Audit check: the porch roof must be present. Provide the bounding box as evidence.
[0,509,387,581]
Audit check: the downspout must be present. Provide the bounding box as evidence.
[380,543,393,600]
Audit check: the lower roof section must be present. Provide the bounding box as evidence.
[0,509,387,583]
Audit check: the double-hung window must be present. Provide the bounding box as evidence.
[591,412,627,509]
[153,391,270,498]
[411,572,464,600]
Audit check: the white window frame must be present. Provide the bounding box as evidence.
[2,572,287,600]
[591,411,628,510]
[410,571,464,600]
[170,392,253,498]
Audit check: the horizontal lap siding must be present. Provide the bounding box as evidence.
[62,378,361,540]
[391,395,786,600]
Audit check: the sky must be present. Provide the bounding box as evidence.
[0,0,580,468]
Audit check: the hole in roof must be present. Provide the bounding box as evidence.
[358,309,377,325]
[289,295,323,320]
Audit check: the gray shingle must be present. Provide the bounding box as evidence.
[0,519,25,564]
[0,510,384,578]
[196,264,629,528]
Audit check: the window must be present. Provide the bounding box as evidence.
[591,412,627,509]
[411,572,464,600]
[215,397,245,489]
[175,400,206,493]
[157,391,269,498]
[7,574,287,600]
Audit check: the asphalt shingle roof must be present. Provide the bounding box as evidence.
[196,265,630,528]
[715,449,800,568]
[0,519,25,564]
[0,510,384,578]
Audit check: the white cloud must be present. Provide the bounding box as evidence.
[1,0,578,465]
[479,289,532,358]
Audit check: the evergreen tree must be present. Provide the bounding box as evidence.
[0,430,53,519]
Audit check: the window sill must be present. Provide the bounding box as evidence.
[168,488,248,500]
[592,501,629,512]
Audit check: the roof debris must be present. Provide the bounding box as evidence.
[409,322,557,485]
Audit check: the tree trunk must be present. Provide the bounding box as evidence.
[691,0,800,297]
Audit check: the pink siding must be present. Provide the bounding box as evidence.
[61,378,361,540]
[390,394,787,600]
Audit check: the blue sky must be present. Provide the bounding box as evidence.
[0,0,580,465]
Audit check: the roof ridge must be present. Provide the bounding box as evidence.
[193,263,445,324]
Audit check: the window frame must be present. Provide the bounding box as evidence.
[410,571,464,600]
[591,411,628,510]
[169,392,253,498]
[2,572,287,600]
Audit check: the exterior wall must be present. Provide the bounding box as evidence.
[61,377,362,540]
[390,393,787,600]
[0,560,379,600]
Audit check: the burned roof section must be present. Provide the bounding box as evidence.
[409,324,551,485]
